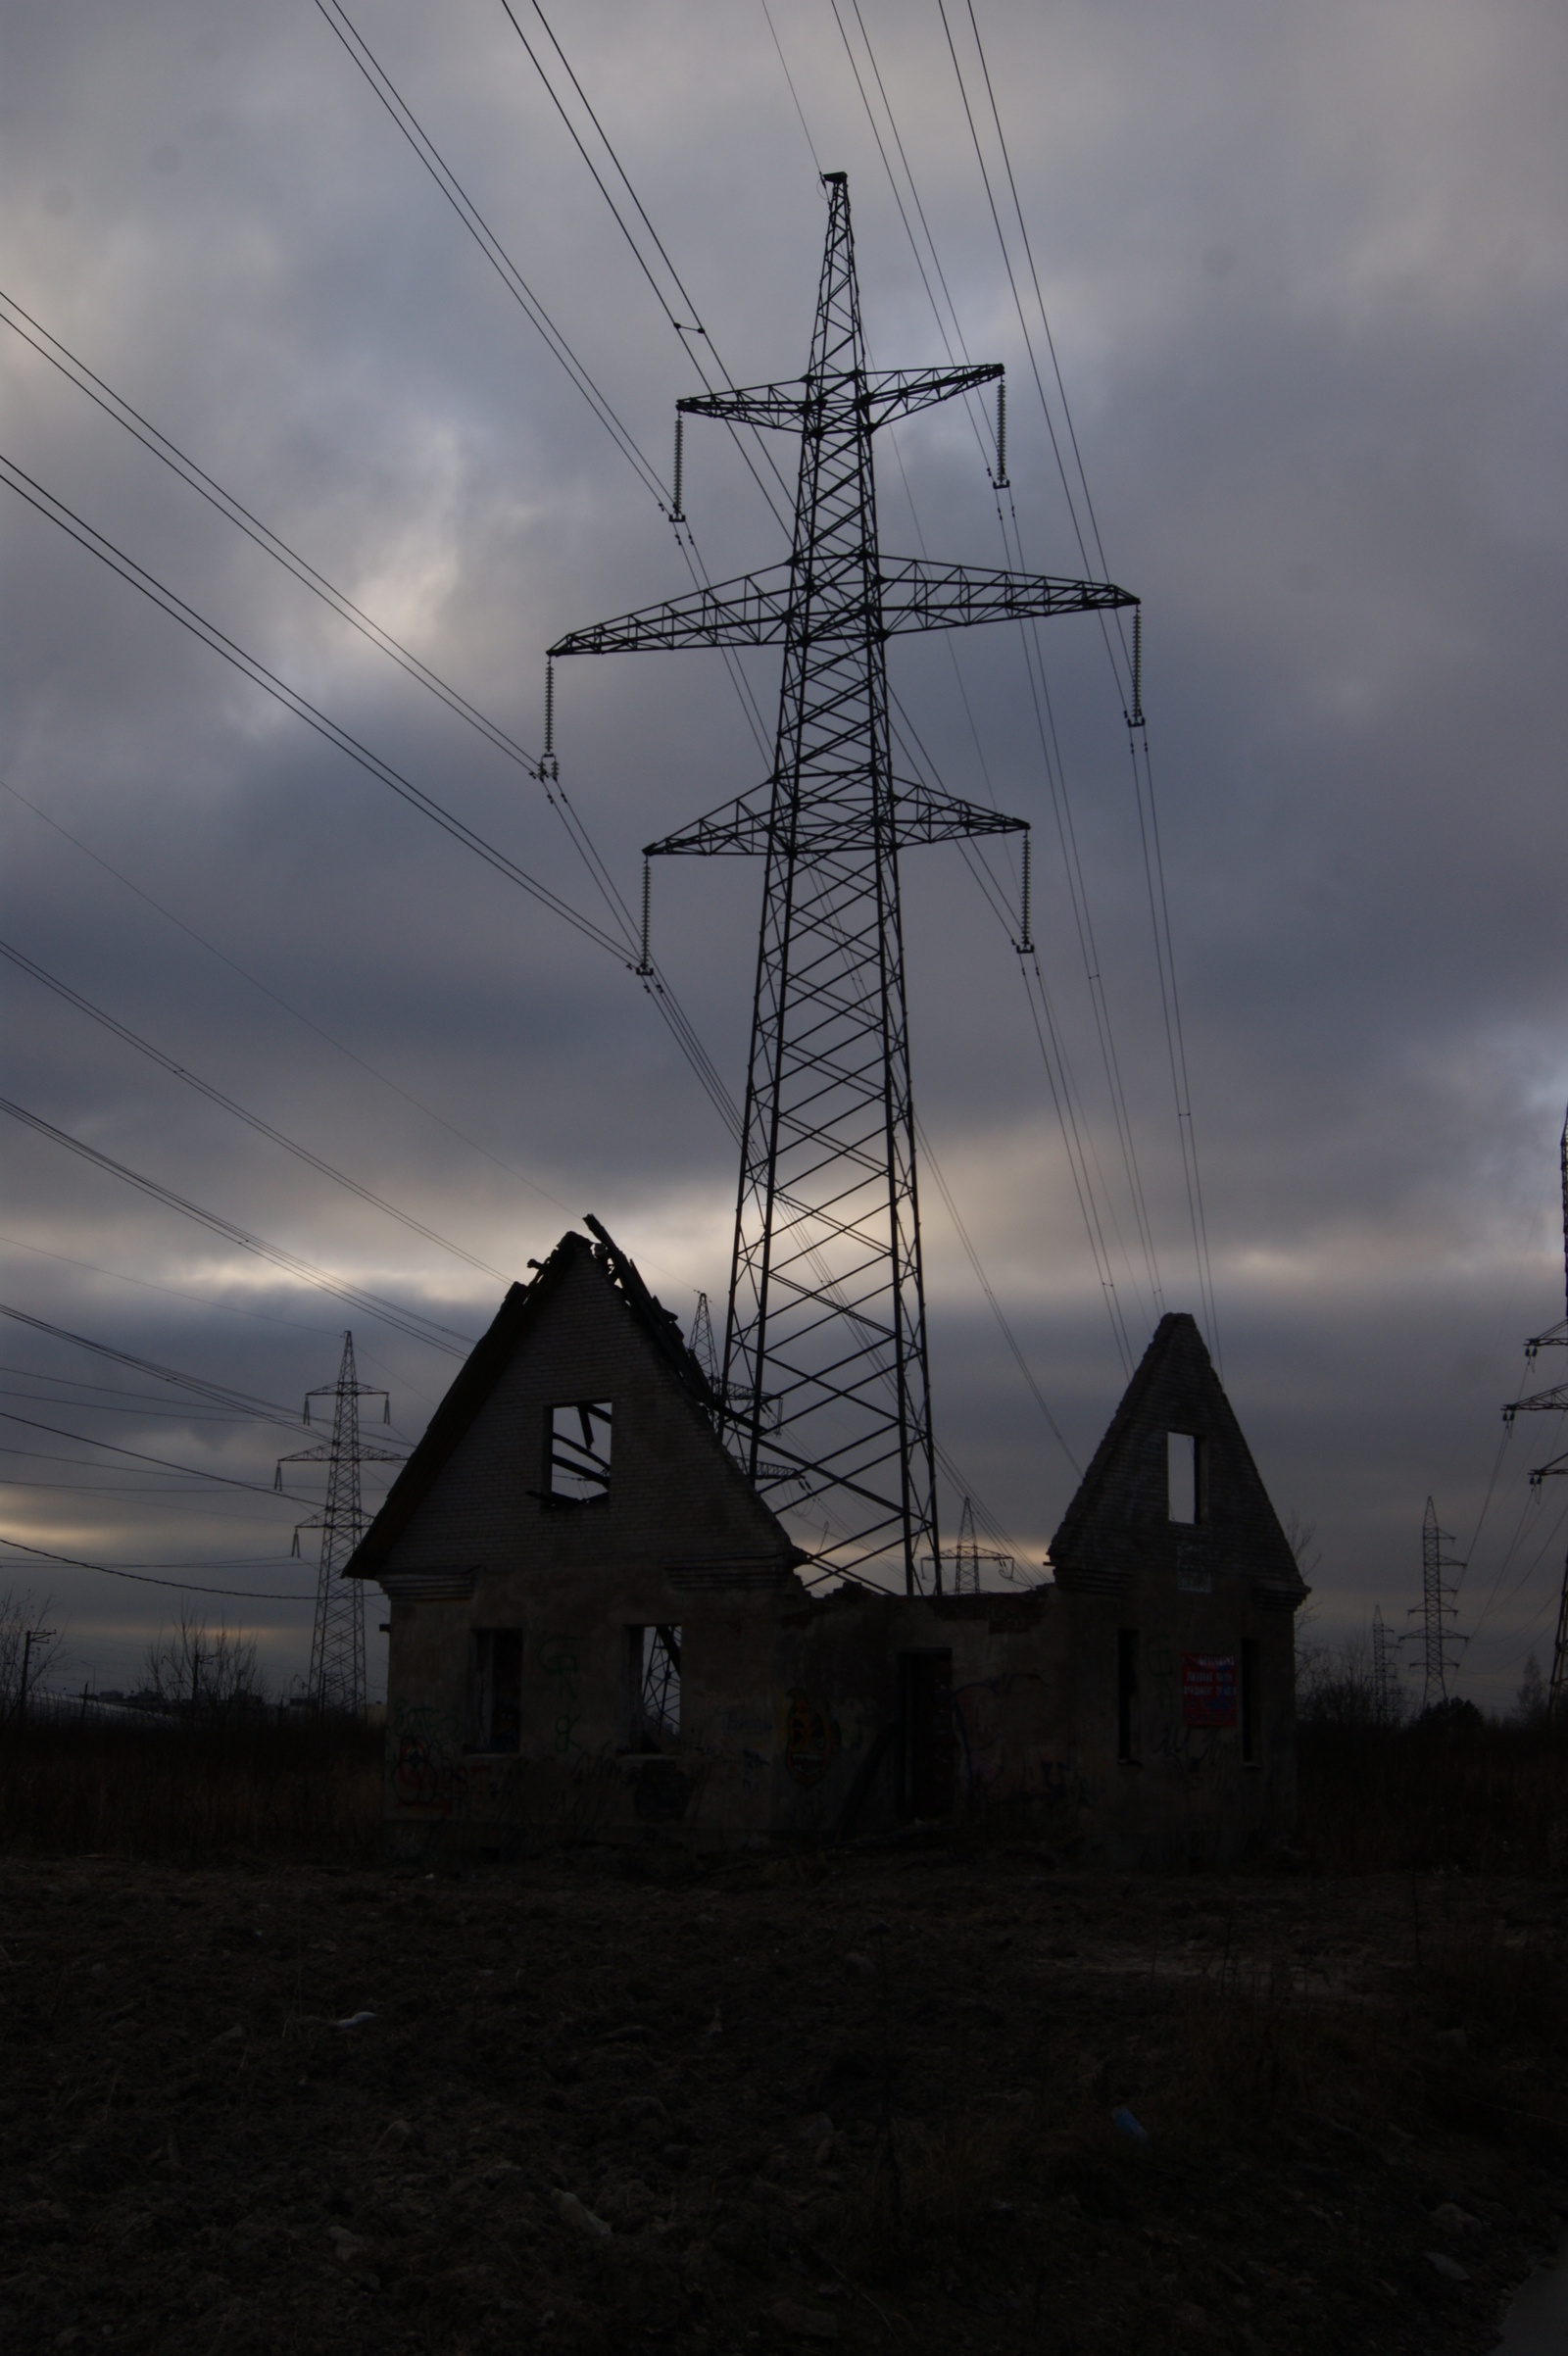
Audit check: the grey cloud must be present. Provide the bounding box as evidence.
[3,1,1567,1704]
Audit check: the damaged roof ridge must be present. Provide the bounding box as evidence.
[345,1221,780,1585]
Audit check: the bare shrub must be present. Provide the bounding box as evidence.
[142,1605,262,1713]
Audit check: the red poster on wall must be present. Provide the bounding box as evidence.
[1182,1652,1237,1728]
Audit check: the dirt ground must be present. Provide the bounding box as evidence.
[2,1845,1565,2356]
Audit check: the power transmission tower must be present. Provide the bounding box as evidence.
[688,1291,719,1393]
[1502,1104,1568,1716]
[1405,1497,1464,1711]
[947,1496,1015,1595]
[550,172,1134,1592]
[1371,1603,1399,1725]
[276,1332,404,1714]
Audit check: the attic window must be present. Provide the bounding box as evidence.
[548,1400,612,1502]
[1167,1430,1207,1525]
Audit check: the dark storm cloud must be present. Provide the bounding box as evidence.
[3,1,1566,1705]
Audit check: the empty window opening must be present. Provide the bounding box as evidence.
[548,1399,612,1501]
[1117,1629,1141,1763]
[1167,1430,1207,1524]
[900,1650,955,1820]
[623,1624,681,1751]
[1241,1637,1261,1765]
[471,1630,521,1753]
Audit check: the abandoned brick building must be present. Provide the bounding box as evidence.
[348,1223,1306,1863]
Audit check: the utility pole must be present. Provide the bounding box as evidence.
[550,173,1135,1592]
[276,1333,404,1715]
[16,1623,55,1727]
[1406,1498,1464,1711]
[1502,1105,1568,1716]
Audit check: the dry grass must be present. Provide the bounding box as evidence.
[1298,1713,1568,1873]
[0,1709,382,1863]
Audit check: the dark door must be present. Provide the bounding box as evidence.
[902,1651,956,1819]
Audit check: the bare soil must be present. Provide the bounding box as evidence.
[2,1846,1564,2355]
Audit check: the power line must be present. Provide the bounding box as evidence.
[0,1095,475,1357]
[0,1304,307,1432]
[0,454,627,956]
[0,286,549,781]
[318,0,670,508]
[760,0,823,174]
[0,1408,314,1505]
[0,937,511,1285]
[0,772,575,1226]
[0,1534,314,1604]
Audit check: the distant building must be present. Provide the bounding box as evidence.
[349,1224,1304,1864]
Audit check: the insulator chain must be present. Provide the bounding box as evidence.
[542,659,559,782]
[636,857,654,979]
[1015,831,1033,957]
[1125,606,1146,731]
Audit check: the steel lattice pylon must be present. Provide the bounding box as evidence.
[276,1331,404,1713]
[1502,1105,1568,1715]
[552,174,1135,1590]
[1407,1496,1463,1711]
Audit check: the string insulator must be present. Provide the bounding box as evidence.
[1015,831,1033,957]
[995,377,1008,489]
[636,857,654,978]
[1126,606,1146,730]
[542,659,559,781]
[671,413,685,524]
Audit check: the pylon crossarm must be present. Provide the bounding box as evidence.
[549,566,792,655]
[1506,1381,1568,1416]
[879,558,1136,631]
[677,362,1002,434]
[551,561,1133,659]
[677,386,808,431]
[857,363,1004,423]
[645,778,1025,859]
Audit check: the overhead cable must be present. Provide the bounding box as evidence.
[0,937,511,1285]
[318,0,669,508]
[0,454,625,955]
[0,1095,475,1357]
[0,1532,315,1604]
[0,286,547,780]
[0,1408,313,1505]
[0,1303,307,1432]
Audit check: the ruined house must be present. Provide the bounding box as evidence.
[349,1223,1305,1864]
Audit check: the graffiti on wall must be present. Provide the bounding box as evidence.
[391,1699,469,1817]
[780,1688,839,1787]
[952,1672,1086,1806]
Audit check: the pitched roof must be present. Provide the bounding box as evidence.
[344,1220,727,1583]
[1048,1311,1304,1601]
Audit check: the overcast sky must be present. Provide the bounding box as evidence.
[3,0,1566,1709]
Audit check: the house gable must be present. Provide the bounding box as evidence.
[347,1226,795,1588]
[1048,1312,1303,1604]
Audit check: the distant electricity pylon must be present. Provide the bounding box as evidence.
[949,1497,1015,1595]
[1404,1497,1464,1711]
[687,1291,719,1393]
[1502,1104,1568,1716]
[1371,1603,1400,1724]
[551,172,1135,1592]
[276,1332,404,1714]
